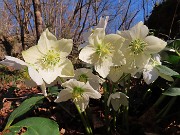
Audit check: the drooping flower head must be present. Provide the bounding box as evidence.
[117,22,167,73]
[79,28,125,78]
[22,29,74,84]
[54,79,101,112]
[107,92,129,111]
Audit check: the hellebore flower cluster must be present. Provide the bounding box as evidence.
[1,16,174,112]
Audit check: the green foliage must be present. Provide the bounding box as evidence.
[155,65,179,76]
[163,87,180,96]
[3,117,59,135]
[5,96,44,129]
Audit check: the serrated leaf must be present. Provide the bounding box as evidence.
[5,96,44,128]
[163,87,180,96]
[4,117,59,135]
[155,65,179,76]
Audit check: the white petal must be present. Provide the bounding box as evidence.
[62,79,85,90]
[38,68,59,84]
[95,16,109,29]
[104,34,125,48]
[134,53,151,68]
[144,36,167,54]
[59,59,74,77]
[55,39,73,57]
[108,66,124,82]
[74,94,89,112]
[40,82,47,96]
[143,67,159,84]
[37,29,56,53]
[22,46,43,64]
[79,45,96,64]
[83,83,101,99]
[28,66,44,85]
[0,56,27,70]
[54,89,72,102]
[129,21,149,39]
[95,59,112,78]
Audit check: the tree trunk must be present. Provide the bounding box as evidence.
[32,0,43,43]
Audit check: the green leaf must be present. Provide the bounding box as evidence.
[5,96,44,128]
[155,65,179,76]
[48,86,60,94]
[4,117,59,135]
[174,75,180,78]
[163,87,180,96]
[167,55,180,64]
[167,39,180,56]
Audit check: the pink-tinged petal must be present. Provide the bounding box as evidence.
[144,36,167,54]
[28,66,43,85]
[54,89,72,102]
[0,56,27,70]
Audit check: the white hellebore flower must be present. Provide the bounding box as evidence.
[22,29,74,84]
[143,54,174,84]
[54,79,101,112]
[79,16,109,50]
[79,28,125,78]
[107,92,128,111]
[74,68,101,90]
[117,21,167,70]
[0,56,47,96]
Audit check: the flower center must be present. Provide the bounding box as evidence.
[78,74,88,83]
[40,50,60,69]
[129,39,146,55]
[96,43,113,57]
[73,86,84,99]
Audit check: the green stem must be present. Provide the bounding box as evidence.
[83,111,93,133]
[113,110,117,131]
[75,104,93,135]
[103,82,110,134]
